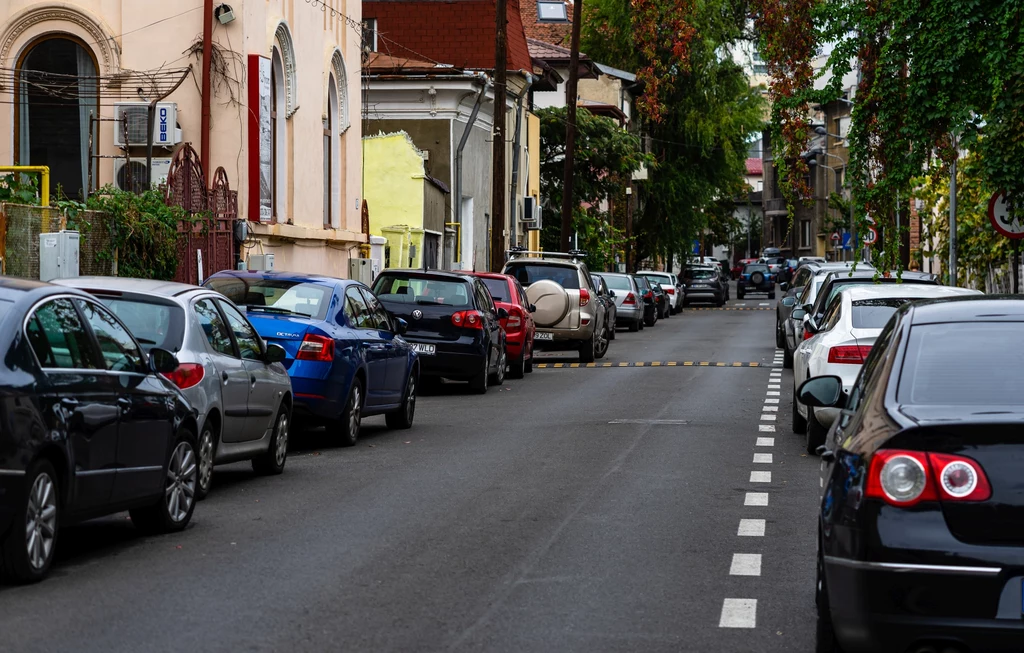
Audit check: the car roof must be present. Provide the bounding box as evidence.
[840,284,982,302]
[907,295,1024,324]
[208,269,349,285]
[824,269,934,282]
[465,271,513,281]
[637,270,672,276]
[0,276,54,300]
[52,276,202,298]
[380,268,477,282]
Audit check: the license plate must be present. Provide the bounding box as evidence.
[534,332,553,341]
[411,343,435,355]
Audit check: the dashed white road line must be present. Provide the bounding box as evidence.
[768,384,781,390]
[745,492,769,506]
[749,471,772,483]
[753,453,773,464]
[766,391,780,396]
[760,302,770,306]
[729,553,762,576]
[756,437,774,446]
[760,414,776,421]
[719,598,757,628]
[738,519,766,536]
[758,424,776,432]
[762,405,778,412]
[764,398,779,404]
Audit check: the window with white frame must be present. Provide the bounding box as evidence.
[537,1,568,21]
[324,74,340,228]
[271,47,287,223]
[362,19,378,52]
[800,220,811,249]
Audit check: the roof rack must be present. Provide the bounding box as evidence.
[505,247,588,262]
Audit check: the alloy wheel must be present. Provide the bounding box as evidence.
[25,473,57,571]
[165,442,197,523]
[348,385,362,439]
[405,376,416,422]
[496,351,506,383]
[198,428,215,493]
[274,413,289,467]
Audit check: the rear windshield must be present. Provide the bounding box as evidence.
[633,277,649,290]
[96,297,185,352]
[601,275,632,291]
[206,277,331,320]
[506,263,580,289]
[372,275,472,307]
[900,322,1024,405]
[644,274,671,285]
[851,298,910,329]
[745,264,769,273]
[689,269,717,280]
[480,278,508,302]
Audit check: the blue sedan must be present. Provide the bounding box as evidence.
[204,271,418,445]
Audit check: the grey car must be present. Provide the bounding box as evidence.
[594,272,643,332]
[53,277,294,499]
[682,266,726,306]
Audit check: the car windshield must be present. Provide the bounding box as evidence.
[480,277,508,302]
[643,274,670,286]
[689,269,717,280]
[506,263,580,289]
[634,277,649,290]
[745,265,769,274]
[899,322,1024,405]
[206,277,332,320]
[95,297,184,352]
[851,298,912,328]
[602,275,633,291]
[372,275,472,307]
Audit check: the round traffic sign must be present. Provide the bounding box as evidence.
[989,191,1024,239]
[863,226,878,246]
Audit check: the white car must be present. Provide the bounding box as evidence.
[637,270,683,314]
[793,283,982,454]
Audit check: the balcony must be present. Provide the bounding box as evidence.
[763,197,787,216]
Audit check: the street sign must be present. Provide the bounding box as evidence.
[989,191,1024,239]
[842,232,852,250]
[863,226,878,246]
[830,232,841,244]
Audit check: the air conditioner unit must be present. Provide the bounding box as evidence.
[249,254,275,272]
[521,196,543,231]
[113,102,182,147]
[113,158,173,193]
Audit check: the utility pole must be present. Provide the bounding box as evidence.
[560,0,584,251]
[949,154,958,285]
[490,0,508,271]
[200,0,213,186]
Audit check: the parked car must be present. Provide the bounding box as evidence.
[0,278,198,582]
[760,256,788,277]
[792,283,981,454]
[800,295,1024,653]
[645,277,671,319]
[54,277,293,499]
[597,272,644,332]
[783,268,839,366]
[589,274,618,340]
[732,258,757,280]
[776,262,863,357]
[737,263,776,299]
[503,251,607,363]
[632,275,658,327]
[467,272,535,378]
[370,269,505,393]
[206,271,419,444]
[682,266,726,306]
[638,270,682,314]
[804,269,940,329]
[780,259,800,284]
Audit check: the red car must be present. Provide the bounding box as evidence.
[467,272,536,378]
[732,258,758,280]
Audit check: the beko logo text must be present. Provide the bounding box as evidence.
[159,107,168,142]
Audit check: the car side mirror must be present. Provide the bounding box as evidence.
[782,297,797,307]
[780,282,790,292]
[791,307,806,320]
[148,347,179,374]
[609,290,616,298]
[805,317,819,335]
[497,307,509,319]
[264,342,287,364]
[394,317,408,335]
[797,375,845,408]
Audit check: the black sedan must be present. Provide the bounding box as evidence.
[372,270,507,394]
[799,296,1024,652]
[0,278,198,582]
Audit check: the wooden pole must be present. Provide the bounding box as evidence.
[559,0,584,251]
[490,0,508,271]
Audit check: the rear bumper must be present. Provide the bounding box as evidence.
[534,322,595,345]
[407,337,487,379]
[616,306,642,323]
[684,289,722,301]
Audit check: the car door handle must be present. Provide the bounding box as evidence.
[816,446,835,463]
[60,397,79,408]
[250,375,257,386]
[366,343,385,351]
[116,397,132,413]
[222,371,230,383]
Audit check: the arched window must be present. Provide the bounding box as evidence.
[324,74,339,228]
[15,36,98,200]
[271,47,286,222]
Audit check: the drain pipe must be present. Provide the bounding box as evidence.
[508,72,534,249]
[454,74,489,268]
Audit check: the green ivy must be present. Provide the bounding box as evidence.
[0,173,41,205]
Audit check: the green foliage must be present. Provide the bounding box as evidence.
[0,173,41,205]
[65,186,198,280]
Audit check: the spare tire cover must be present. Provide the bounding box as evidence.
[750,271,765,285]
[527,279,571,327]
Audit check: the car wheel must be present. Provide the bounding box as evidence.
[489,348,506,386]
[337,379,364,446]
[784,347,794,369]
[769,292,777,300]
[792,394,807,434]
[196,422,216,500]
[579,328,597,363]
[1,459,59,583]
[509,350,526,379]
[716,295,725,307]
[130,430,198,534]
[815,540,843,653]
[776,324,786,349]
[469,355,489,394]
[253,408,290,475]
[594,324,610,360]
[524,343,534,374]
[608,321,616,339]
[806,407,828,455]
[628,317,640,332]
[737,290,745,299]
[386,371,417,429]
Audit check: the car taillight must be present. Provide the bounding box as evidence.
[644,291,653,299]
[665,287,675,295]
[162,363,205,390]
[297,334,335,361]
[579,288,591,307]
[452,310,485,329]
[506,309,522,330]
[827,345,871,364]
[803,329,814,341]
[866,450,991,507]
[623,292,637,305]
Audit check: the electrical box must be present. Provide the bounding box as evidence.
[521,196,543,231]
[39,231,80,282]
[349,258,373,285]
[248,254,275,271]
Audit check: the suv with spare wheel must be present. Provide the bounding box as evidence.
[737,263,776,300]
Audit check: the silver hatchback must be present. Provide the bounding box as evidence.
[53,277,293,499]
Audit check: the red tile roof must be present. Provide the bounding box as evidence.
[364,0,532,72]
[745,157,763,175]
[520,0,572,45]
[365,52,454,74]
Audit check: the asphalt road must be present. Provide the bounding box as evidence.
[0,287,822,653]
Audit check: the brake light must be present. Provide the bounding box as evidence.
[579,288,591,307]
[297,334,335,361]
[803,328,814,341]
[451,310,485,329]
[827,345,872,364]
[623,292,637,305]
[644,291,653,299]
[866,450,991,507]
[665,287,675,295]
[162,363,205,390]
[506,308,522,330]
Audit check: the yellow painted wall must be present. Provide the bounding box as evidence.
[363,131,428,267]
[526,112,541,252]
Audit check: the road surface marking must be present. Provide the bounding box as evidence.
[738,519,766,536]
[760,302,770,306]
[750,471,772,483]
[730,554,762,577]
[758,424,776,432]
[756,437,774,446]
[762,405,778,412]
[753,453,773,464]
[719,598,757,628]
[745,492,769,506]
[737,303,747,306]
[766,391,780,396]
[760,414,776,421]
[764,398,779,404]
[768,384,780,390]
[608,419,689,425]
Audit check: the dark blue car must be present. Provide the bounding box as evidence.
[204,271,418,445]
